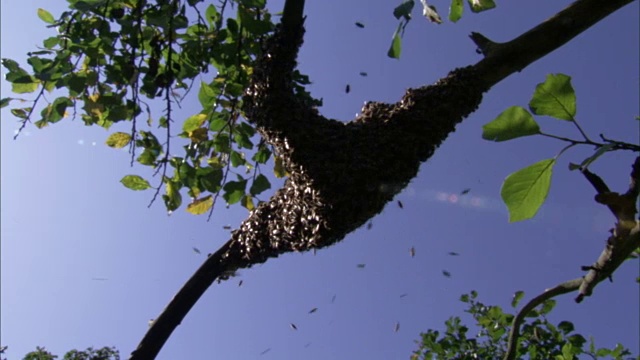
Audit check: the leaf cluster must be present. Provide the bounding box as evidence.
[0,346,119,360]
[482,74,639,222]
[2,0,286,216]
[412,291,636,360]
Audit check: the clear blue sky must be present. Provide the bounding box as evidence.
[1,1,638,359]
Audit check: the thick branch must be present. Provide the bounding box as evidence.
[473,0,635,88]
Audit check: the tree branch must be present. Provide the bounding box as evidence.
[503,278,584,360]
[504,157,640,359]
[473,0,635,88]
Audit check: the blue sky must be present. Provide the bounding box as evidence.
[1,1,638,359]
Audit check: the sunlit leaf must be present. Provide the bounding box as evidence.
[186,195,214,215]
[449,0,463,22]
[511,291,524,308]
[163,180,183,211]
[482,106,540,141]
[501,158,555,222]
[242,194,255,210]
[183,113,207,133]
[387,28,402,59]
[105,132,132,149]
[529,73,576,121]
[37,8,56,24]
[120,175,151,191]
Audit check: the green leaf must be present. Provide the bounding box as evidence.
[511,291,524,308]
[482,106,540,141]
[230,151,245,167]
[205,4,220,28]
[41,97,72,123]
[37,8,56,24]
[183,113,207,133]
[198,167,223,193]
[11,108,28,119]
[12,77,39,94]
[387,28,402,59]
[252,147,271,164]
[501,158,555,222]
[558,321,575,335]
[223,179,247,205]
[1,97,12,109]
[186,195,214,215]
[137,148,158,165]
[120,175,151,191]
[242,194,255,210]
[539,299,556,314]
[529,73,576,121]
[198,81,218,108]
[250,174,271,195]
[449,0,464,22]
[468,0,496,12]
[393,0,415,20]
[163,180,183,211]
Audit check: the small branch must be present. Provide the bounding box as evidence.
[571,119,593,143]
[576,156,640,302]
[505,157,640,359]
[504,278,584,360]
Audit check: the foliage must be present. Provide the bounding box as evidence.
[411,291,636,360]
[388,0,495,59]
[1,0,285,217]
[0,346,119,360]
[482,74,640,222]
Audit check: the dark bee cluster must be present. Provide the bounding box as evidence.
[223,23,488,276]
